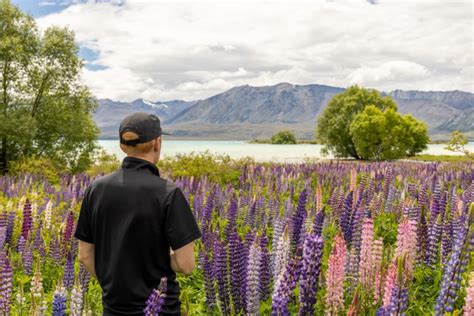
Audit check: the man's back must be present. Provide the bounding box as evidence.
[75,156,201,315]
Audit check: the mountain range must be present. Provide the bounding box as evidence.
[95,83,474,140]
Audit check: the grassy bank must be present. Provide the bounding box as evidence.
[407,154,474,163]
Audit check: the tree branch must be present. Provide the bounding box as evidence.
[2,61,9,114]
[31,72,50,117]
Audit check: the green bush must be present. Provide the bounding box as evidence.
[158,151,253,185]
[271,130,297,144]
[85,149,121,176]
[9,155,64,185]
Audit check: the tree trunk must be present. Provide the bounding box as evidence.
[0,137,8,175]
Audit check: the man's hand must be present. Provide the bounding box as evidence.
[78,240,97,279]
[170,242,195,275]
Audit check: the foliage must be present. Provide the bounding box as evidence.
[349,105,429,160]
[270,130,297,144]
[316,85,397,159]
[85,149,120,177]
[445,130,474,159]
[158,150,253,185]
[0,0,99,174]
[249,138,319,144]
[8,155,64,185]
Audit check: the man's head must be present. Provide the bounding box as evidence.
[118,112,168,164]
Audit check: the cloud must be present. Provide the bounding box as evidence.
[348,61,430,86]
[38,1,58,6]
[37,0,473,101]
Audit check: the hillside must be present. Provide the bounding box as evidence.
[96,83,474,140]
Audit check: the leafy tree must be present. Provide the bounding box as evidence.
[445,130,473,159]
[316,85,397,159]
[0,0,99,174]
[271,130,297,144]
[349,105,429,160]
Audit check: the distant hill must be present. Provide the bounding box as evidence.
[95,98,196,138]
[96,83,474,140]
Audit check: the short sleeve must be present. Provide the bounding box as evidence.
[74,185,94,243]
[165,188,202,250]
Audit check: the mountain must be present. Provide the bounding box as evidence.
[168,83,343,124]
[95,83,474,140]
[95,98,196,138]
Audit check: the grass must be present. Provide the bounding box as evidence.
[407,154,474,162]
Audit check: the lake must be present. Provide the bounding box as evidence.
[97,140,474,162]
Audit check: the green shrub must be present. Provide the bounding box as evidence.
[86,149,121,176]
[9,155,64,185]
[158,151,253,185]
[271,130,297,144]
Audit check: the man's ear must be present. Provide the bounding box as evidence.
[155,137,161,151]
[120,143,127,154]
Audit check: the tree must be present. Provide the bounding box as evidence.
[445,130,473,159]
[0,0,99,174]
[316,85,397,159]
[349,105,429,160]
[271,130,297,144]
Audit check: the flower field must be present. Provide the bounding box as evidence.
[0,160,473,315]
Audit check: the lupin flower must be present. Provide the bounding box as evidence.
[246,240,261,315]
[63,252,75,289]
[326,234,346,316]
[382,262,397,309]
[79,263,91,294]
[228,231,245,312]
[292,189,308,248]
[144,277,167,316]
[30,266,44,312]
[273,227,290,282]
[0,227,5,250]
[312,209,325,237]
[425,214,442,268]
[340,191,353,244]
[389,256,409,316]
[23,247,34,275]
[372,238,384,302]
[43,200,52,230]
[52,284,67,316]
[214,239,230,315]
[464,272,474,316]
[271,258,300,316]
[435,216,474,315]
[21,198,32,240]
[359,217,374,288]
[0,256,12,314]
[259,235,272,301]
[63,211,74,248]
[200,252,215,308]
[347,208,363,288]
[299,233,323,315]
[5,211,15,246]
[394,218,417,277]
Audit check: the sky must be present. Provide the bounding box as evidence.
[13,0,474,102]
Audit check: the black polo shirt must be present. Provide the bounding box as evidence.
[74,156,202,315]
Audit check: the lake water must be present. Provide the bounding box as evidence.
[97,140,474,163]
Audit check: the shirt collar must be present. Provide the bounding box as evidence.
[121,156,161,177]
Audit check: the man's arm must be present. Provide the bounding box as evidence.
[170,241,195,275]
[78,240,97,279]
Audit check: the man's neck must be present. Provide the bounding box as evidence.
[127,154,155,165]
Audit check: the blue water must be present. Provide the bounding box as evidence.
[97,140,474,163]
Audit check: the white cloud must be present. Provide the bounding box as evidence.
[348,61,430,86]
[37,0,473,101]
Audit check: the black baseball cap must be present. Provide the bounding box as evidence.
[119,112,170,147]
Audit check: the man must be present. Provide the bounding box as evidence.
[74,112,201,315]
